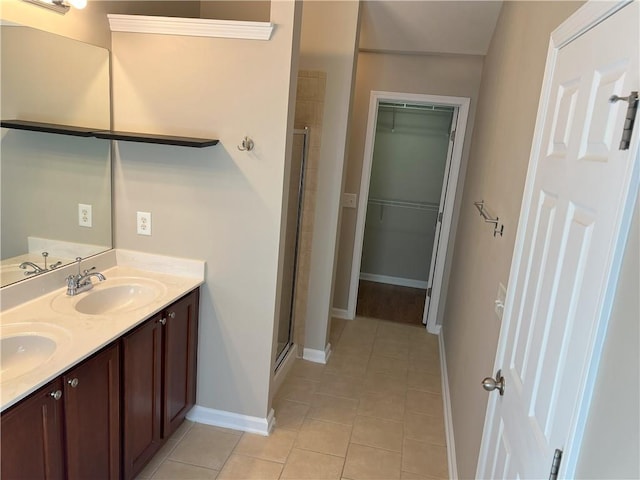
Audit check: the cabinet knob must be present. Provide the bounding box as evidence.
[167,311,176,319]
[159,317,167,326]
[50,390,62,400]
[68,378,79,388]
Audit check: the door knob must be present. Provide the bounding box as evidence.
[68,378,79,388]
[482,369,505,396]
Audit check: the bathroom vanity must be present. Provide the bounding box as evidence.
[0,254,204,479]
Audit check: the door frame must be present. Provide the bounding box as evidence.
[346,90,470,333]
[476,1,639,476]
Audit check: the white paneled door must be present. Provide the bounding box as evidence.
[477,2,639,479]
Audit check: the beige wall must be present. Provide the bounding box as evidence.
[440,2,583,478]
[298,0,360,351]
[333,52,484,313]
[0,0,199,48]
[200,0,270,22]
[1,133,111,258]
[1,25,110,128]
[291,70,326,349]
[576,194,639,479]
[111,1,300,419]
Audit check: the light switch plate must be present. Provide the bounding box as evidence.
[495,282,507,321]
[137,211,151,236]
[342,193,357,208]
[78,203,92,228]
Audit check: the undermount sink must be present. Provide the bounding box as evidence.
[1,323,71,381]
[52,277,167,316]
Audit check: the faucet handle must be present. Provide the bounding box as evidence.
[82,266,96,276]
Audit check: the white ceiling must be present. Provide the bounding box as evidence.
[359,1,503,56]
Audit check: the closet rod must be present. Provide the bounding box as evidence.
[369,198,440,212]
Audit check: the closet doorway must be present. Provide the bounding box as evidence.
[349,91,470,332]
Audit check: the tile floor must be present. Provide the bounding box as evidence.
[138,316,448,479]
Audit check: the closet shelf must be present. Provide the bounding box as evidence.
[1,120,219,148]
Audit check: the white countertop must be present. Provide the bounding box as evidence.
[0,251,205,412]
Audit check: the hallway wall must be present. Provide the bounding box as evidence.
[298,0,360,353]
[440,2,583,477]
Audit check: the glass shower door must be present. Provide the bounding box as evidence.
[275,127,309,369]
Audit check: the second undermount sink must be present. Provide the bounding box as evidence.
[53,277,167,316]
[1,323,71,381]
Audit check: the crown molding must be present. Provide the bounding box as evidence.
[108,14,274,41]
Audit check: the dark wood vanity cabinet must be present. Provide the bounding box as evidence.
[1,344,119,479]
[1,287,199,480]
[1,378,65,479]
[63,344,120,479]
[122,289,199,479]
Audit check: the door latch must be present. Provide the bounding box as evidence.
[609,91,638,150]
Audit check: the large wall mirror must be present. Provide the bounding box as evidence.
[0,23,112,288]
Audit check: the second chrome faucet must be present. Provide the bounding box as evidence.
[66,257,106,296]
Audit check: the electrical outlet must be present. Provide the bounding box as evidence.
[78,203,92,227]
[342,193,357,208]
[137,211,151,236]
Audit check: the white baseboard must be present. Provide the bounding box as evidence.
[302,343,332,364]
[272,344,297,395]
[360,272,428,289]
[186,405,275,436]
[331,308,353,320]
[438,331,458,479]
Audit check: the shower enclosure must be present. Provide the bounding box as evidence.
[275,127,309,369]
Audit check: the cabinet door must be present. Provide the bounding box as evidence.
[122,314,164,480]
[63,343,120,480]
[163,289,199,438]
[1,378,65,479]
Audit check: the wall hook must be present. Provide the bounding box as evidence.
[237,136,255,152]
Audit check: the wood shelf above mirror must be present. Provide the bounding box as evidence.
[1,120,219,148]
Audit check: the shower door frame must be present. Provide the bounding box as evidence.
[347,91,470,333]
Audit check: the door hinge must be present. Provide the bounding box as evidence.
[438,211,443,223]
[450,129,456,142]
[609,91,638,150]
[426,287,432,297]
[548,449,563,480]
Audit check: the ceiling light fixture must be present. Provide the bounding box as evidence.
[22,0,86,15]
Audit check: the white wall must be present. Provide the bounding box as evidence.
[298,0,360,351]
[576,194,639,479]
[440,2,583,478]
[111,1,300,420]
[333,52,484,312]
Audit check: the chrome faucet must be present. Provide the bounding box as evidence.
[66,257,106,296]
[19,252,62,276]
[19,261,45,276]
